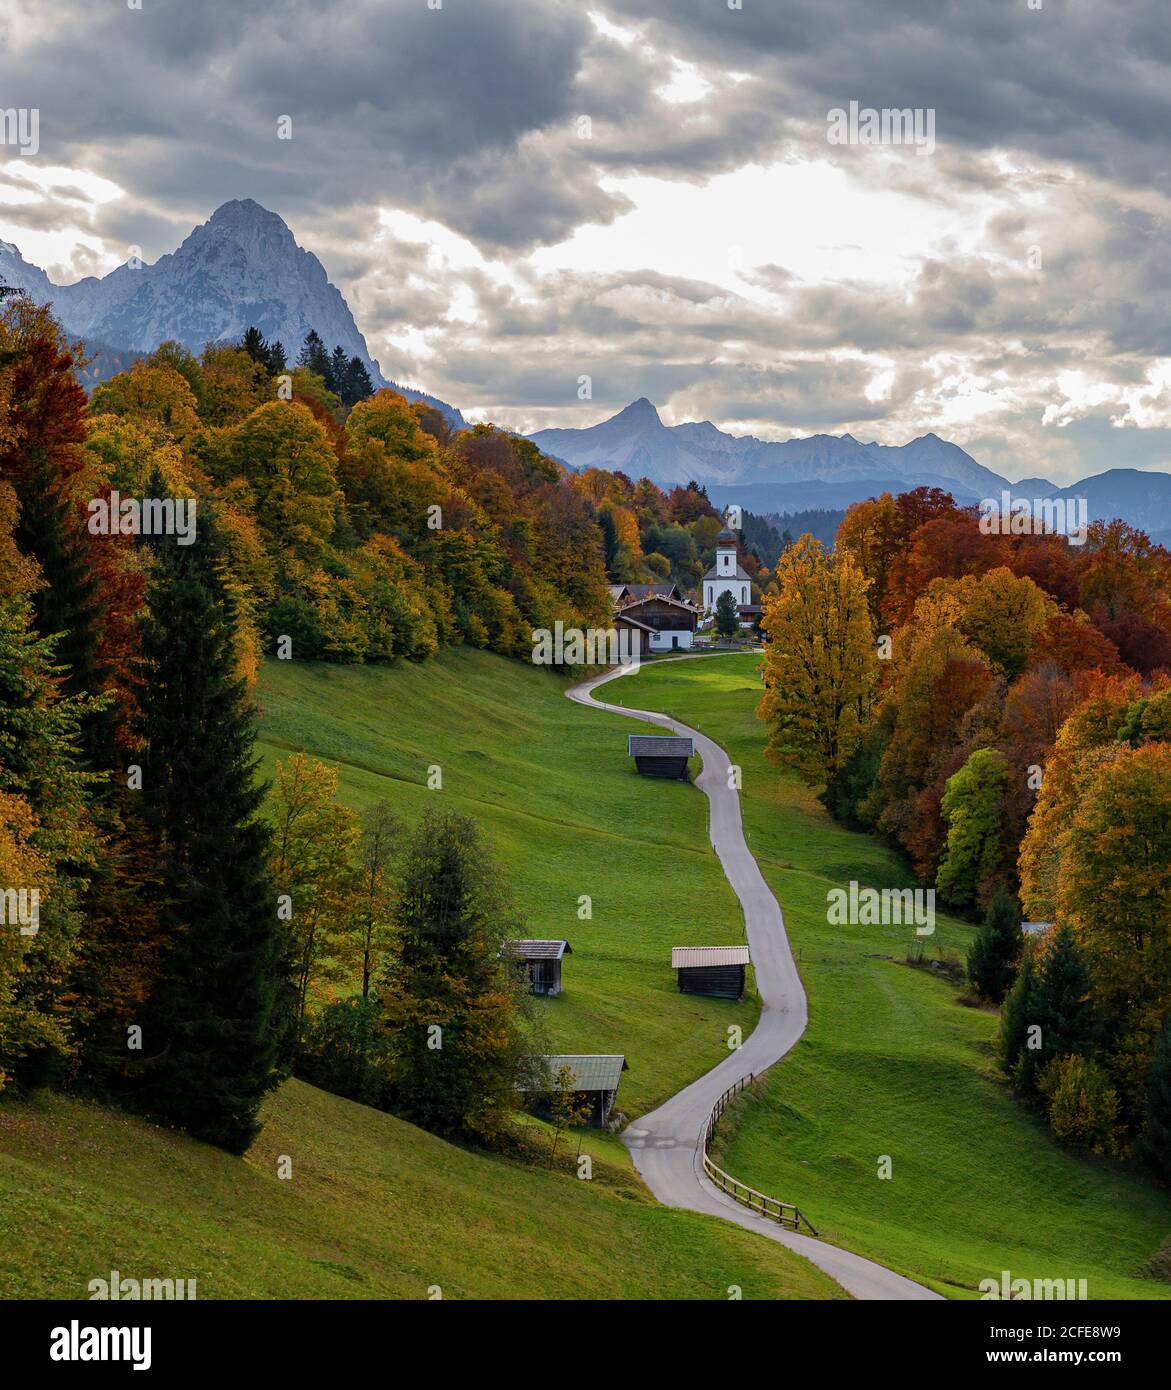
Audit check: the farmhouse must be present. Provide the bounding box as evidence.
[503,939,573,996]
[613,609,654,658]
[671,945,750,1000]
[525,1054,629,1128]
[616,592,698,651]
[702,527,757,627]
[628,734,693,778]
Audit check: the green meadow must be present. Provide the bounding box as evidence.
[0,1080,839,1300]
[255,649,755,1117]
[606,653,1171,1300]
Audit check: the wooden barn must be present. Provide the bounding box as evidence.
[503,938,572,996]
[671,945,750,1000]
[613,610,654,658]
[524,1054,629,1128]
[628,734,694,779]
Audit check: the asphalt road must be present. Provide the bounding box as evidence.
[567,656,942,1300]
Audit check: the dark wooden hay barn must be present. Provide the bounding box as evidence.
[628,734,694,779]
[524,1054,629,1128]
[503,939,572,996]
[672,945,750,1000]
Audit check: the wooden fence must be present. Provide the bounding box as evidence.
[700,1074,817,1235]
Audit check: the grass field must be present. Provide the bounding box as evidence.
[605,653,1171,1300]
[256,649,756,1117]
[0,1080,841,1300]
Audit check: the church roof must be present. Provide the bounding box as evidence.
[716,526,737,544]
[703,563,751,582]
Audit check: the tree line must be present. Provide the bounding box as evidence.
[755,487,1171,1175]
[0,296,659,1154]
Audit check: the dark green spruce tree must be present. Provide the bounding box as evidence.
[966,892,1022,1003]
[297,329,332,384]
[1011,926,1095,1096]
[998,944,1034,1082]
[344,355,374,405]
[240,325,270,367]
[380,807,541,1142]
[329,344,350,397]
[715,588,740,638]
[266,339,287,375]
[133,503,292,1151]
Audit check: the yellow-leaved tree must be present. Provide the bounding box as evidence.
[757,535,877,784]
[268,752,361,1043]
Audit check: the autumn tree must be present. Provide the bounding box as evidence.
[268,752,361,1043]
[757,536,877,784]
[1058,743,1171,1117]
[936,748,1009,909]
[354,799,401,999]
[0,483,100,1089]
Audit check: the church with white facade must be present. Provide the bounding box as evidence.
[702,527,754,616]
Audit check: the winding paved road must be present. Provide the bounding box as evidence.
[567,656,941,1300]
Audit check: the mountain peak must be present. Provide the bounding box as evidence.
[208,197,285,225]
[616,396,662,423]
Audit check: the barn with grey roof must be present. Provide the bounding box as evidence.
[628,733,694,779]
[522,1054,629,1127]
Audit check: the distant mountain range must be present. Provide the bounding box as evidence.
[3,203,1169,535]
[0,199,464,428]
[529,398,1171,538]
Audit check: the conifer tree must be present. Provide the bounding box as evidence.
[343,355,374,406]
[297,329,332,383]
[998,944,1034,1081]
[329,344,349,396]
[380,807,540,1142]
[966,891,1022,1003]
[132,502,292,1151]
[240,326,270,367]
[1012,926,1095,1096]
[715,588,740,638]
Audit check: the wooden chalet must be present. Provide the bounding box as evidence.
[628,734,694,779]
[524,1054,629,1128]
[671,945,750,1000]
[503,938,572,996]
[615,592,698,652]
[613,609,654,658]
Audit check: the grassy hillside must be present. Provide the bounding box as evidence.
[256,650,756,1116]
[606,654,1171,1300]
[0,1080,841,1300]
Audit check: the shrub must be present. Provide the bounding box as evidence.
[1039,1054,1123,1156]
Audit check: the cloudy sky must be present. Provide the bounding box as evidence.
[2,0,1170,483]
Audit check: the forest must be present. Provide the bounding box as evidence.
[756,488,1171,1170]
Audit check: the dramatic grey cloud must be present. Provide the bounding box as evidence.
[2,0,1170,482]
